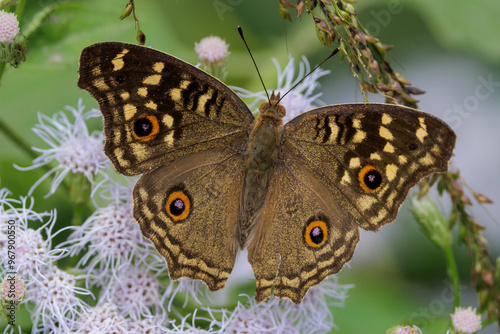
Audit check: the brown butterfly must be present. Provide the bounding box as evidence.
[78,42,456,304]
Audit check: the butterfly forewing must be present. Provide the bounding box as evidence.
[78,42,254,176]
[282,103,456,231]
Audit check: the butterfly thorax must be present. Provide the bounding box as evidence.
[240,94,285,247]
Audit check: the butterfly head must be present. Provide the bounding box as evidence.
[258,91,286,119]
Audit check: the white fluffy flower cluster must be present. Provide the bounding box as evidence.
[16,99,109,198]
[0,190,89,332]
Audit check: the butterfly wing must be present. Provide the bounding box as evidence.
[133,148,244,291]
[248,158,360,304]
[248,103,455,304]
[78,42,254,175]
[282,103,455,231]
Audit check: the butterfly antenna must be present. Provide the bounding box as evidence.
[278,47,340,104]
[238,26,270,101]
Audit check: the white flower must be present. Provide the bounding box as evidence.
[94,171,136,205]
[0,188,19,258]
[26,265,91,333]
[451,306,482,334]
[127,314,170,334]
[16,99,108,197]
[62,202,149,285]
[231,55,330,123]
[218,296,298,334]
[214,277,351,334]
[75,302,129,334]
[0,10,19,43]
[167,310,217,333]
[294,276,352,333]
[164,278,207,312]
[195,36,230,67]
[0,193,66,279]
[106,263,162,318]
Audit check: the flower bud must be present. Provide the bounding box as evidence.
[137,29,146,45]
[279,4,292,21]
[401,92,418,103]
[406,86,425,95]
[343,3,356,15]
[195,36,230,78]
[369,58,380,74]
[314,17,330,32]
[410,194,452,249]
[0,10,19,43]
[450,307,482,334]
[296,0,305,18]
[329,13,344,25]
[0,276,26,317]
[471,190,493,204]
[0,9,26,67]
[279,0,294,8]
[119,0,133,20]
[394,71,411,85]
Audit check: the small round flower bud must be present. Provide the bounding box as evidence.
[195,36,230,78]
[195,36,230,68]
[0,10,19,43]
[0,9,26,67]
[0,276,26,316]
[119,0,133,20]
[450,307,482,334]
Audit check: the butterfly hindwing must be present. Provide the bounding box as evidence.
[248,157,360,304]
[282,103,456,231]
[78,42,254,176]
[133,148,245,291]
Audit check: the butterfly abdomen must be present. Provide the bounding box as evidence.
[240,113,283,247]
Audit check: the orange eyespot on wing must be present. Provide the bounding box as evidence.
[304,220,328,248]
[165,189,191,221]
[132,115,160,142]
[358,165,384,193]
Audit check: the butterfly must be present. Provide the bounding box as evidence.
[78,42,456,304]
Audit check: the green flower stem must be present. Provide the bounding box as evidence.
[71,204,84,227]
[67,204,84,269]
[0,62,5,87]
[444,244,461,308]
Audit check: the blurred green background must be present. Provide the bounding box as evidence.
[0,0,499,333]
